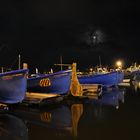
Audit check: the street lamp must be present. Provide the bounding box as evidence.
[116,60,122,69]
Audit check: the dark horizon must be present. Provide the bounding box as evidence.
[0,0,140,72]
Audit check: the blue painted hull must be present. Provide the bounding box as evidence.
[117,71,124,83]
[0,69,28,104]
[27,69,72,95]
[78,71,124,87]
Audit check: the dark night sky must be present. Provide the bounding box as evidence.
[0,0,140,72]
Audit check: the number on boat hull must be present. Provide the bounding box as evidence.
[39,78,51,87]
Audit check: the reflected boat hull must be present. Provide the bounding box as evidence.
[0,114,28,140]
[10,105,72,131]
[85,88,125,107]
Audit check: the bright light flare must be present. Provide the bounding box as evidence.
[116,61,122,68]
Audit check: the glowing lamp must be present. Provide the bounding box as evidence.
[89,68,93,72]
[116,61,122,68]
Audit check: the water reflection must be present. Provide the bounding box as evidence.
[0,114,28,140]
[131,81,140,92]
[10,104,83,139]
[0,87,127,140]
[119,80,140,92]
[84,88,125,109]
[1,84,139,140]
[71,104,83,137]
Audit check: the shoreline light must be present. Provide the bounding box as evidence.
[116,60,123,69]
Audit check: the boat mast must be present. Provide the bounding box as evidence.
[1,67,3,73]
[99,55,102,67]
[54,56,71,69]
[60,55,63,70]
[18,54,21,70]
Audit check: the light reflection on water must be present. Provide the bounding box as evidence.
[1,82,140,140]
[131,81,140,92]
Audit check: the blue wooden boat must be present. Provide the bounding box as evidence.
[78,71,124,88]
[117,71,124,84]
[0,69,28,104]
[27,69,72,95]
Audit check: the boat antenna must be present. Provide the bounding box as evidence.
[60,55,63,70]
[99,55,102,67]
[18,54,21,70]
[1,67,4,73]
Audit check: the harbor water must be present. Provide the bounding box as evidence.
[1,81,140,140]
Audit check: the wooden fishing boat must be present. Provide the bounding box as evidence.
[27,69,72,95]
[78,70,124,88]
[0,69,28,104]
[117,70,124,83]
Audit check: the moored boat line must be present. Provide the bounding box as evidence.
[4,61,140,108]
[24,63,102,105]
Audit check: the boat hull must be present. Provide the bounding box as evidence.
[78,71,124,87]
[27,70,72,95]
[124,70,140,82]
[117,71,124,83]
[0,69,28,104]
